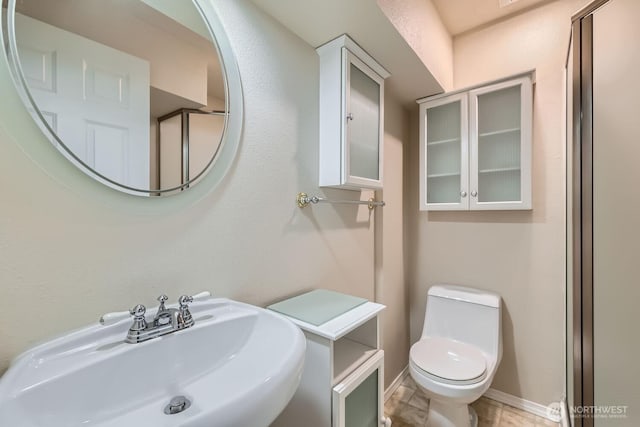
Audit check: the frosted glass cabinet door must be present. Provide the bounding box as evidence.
[344,50,384,188]
[419,93,469,210]
[469,77,532,210]
[333,350,384,427]
[317,35,389,190]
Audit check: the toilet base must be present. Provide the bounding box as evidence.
[426,400,478,427]
[470,406,478,427]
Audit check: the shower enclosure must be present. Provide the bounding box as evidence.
[567,0,640,425]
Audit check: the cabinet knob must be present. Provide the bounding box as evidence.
[346,113,354,121]
[471,190,478,197]
[460,191,467,198]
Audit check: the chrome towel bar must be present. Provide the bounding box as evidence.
[296,192,385,210]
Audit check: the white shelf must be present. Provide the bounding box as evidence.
[427,137,460,146]
[282,301,384,341]
[332,338,378,385]
[479,127,520,138]
[478,167,521,173]
[427,172,461,178]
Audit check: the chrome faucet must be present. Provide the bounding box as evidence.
[125,294,195,344]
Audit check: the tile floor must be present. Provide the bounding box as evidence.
[385,375,559,427]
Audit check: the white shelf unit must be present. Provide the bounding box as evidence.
[418,71,534,211]
[317,35,390,190]
[270,297,386,427]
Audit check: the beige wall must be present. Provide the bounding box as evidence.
[0,0,409,381]
[378,91,410,386]
[377,0,453,91]
[407,0,585,405]
[376,0,451,387]
[189,113,225,179]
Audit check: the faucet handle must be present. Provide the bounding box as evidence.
[157,294,169,310]
[130,304,146,317]
[178,295,194,308]
[128,304,147,331]
[178,295,195,328]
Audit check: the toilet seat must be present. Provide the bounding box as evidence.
[410,337,487,385]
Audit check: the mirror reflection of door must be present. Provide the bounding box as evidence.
[9,0,226,194]
[16,13,151,189]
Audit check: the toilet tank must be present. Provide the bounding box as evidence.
[422,284,502,358]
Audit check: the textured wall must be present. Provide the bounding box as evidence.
[377,0,453,91]
[378,91,410,387]
[0,0,408,375]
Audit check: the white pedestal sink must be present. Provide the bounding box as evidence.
[0,298,306,427]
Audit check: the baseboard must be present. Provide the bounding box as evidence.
[386,366,564,423]
[484,388,562,423]
[384,366,409,401]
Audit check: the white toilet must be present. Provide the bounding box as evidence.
[409,284,502,427]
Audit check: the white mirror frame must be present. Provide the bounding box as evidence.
[0,0,243,197]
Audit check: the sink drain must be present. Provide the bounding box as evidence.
[164,396,191,415]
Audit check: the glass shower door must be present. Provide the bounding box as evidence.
[593,0,640,424]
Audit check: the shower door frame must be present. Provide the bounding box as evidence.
[569,1,611,426]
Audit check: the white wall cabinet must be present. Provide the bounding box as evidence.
[317,35,390,190]
[269,290,388,427]
[418,73,533,210]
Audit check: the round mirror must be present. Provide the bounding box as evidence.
[2,0,240,196]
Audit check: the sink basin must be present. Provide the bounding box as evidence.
[0,298,306,427]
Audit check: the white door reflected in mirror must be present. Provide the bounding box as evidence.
[3,0,231,196]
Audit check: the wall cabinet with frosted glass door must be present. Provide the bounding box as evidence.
[418,72,533,210]
[317,35,390,190]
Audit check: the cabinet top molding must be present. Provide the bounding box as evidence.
[316,34,391,79]
[416,69,535,104]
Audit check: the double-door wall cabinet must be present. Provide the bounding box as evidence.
[317,35,390,190]
[418,72,534,210]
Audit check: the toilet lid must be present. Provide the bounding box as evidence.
[410,337,487,383]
